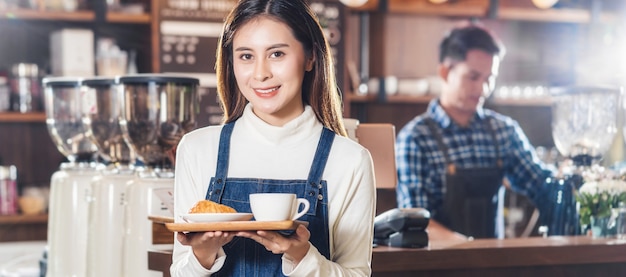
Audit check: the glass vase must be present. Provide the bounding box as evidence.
[589,216,616,238]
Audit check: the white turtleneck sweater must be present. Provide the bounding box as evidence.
[171,104,376,276]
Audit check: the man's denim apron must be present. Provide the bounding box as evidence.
[425,117,505,238]
[205,122,333,276]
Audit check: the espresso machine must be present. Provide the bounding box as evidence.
[43,77,100,277]
[539,86,621,236]
[118,74,199,276]
[82,77,136,277]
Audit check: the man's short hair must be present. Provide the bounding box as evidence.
[439,24,505,63]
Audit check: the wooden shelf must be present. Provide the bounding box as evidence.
[347,93,435,104]
[0,214,47,224]
[386,94,435,104]
[488,97,553,107]
[346,94,377,103]
[347,93,552,107]
[0,214,48,242]
[388,0,488,17]
[0,112,46,123]
[106,12,151,24]
[383,0,618,24]
[497,7,618,24]
[0,8,95,21]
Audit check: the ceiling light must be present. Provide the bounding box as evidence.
[339,0,369,8]
[532,0,558,9]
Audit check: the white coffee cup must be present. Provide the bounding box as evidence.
[249,193,310,221]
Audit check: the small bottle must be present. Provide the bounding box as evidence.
[127,49,138,75]
[0,76,9,112]
[0,165,18,215]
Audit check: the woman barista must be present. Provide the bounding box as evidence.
[395,23,553,240]
[170,0,376,275]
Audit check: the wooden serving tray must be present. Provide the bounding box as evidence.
[148,215,175,224]
[165,220,307,232]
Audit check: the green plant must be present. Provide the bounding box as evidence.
[576,179,626,226]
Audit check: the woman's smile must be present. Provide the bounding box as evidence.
[254,86,281,97]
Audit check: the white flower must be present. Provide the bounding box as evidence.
[599,179,626,194]
[579,179,626,195]
[579,181,599,195]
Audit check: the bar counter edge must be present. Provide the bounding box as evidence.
[148,236,626,277]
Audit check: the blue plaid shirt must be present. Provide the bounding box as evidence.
[395,99,552,218]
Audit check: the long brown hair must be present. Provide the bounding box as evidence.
[215,0,346,136]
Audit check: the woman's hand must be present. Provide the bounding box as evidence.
[236,224,311,264]
[177,231,235,269]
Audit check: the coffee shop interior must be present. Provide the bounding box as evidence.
[2,0,626,276]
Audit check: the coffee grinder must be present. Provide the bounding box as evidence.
[118,74,199,276]
[43,77,100,277]
[540,86,621,236]
[82,77,136,277]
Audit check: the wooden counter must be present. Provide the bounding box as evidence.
[148,236,626,277]
[372,236,626,276]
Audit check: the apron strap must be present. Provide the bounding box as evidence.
[484,117,503,168]
[425,116,503,173]
[301,127,335,215]
[205,122,235,200]
[306,127,335,185]
[425,118,454,174]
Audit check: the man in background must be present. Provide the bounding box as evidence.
[395,23,553,239]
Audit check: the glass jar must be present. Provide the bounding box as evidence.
[43,77,98,163]
[118,74,199,169]
[10,63,41,113]
[551,86,621,164]
[82,77,134,165]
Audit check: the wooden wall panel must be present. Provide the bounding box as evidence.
[350,102,429,131]
[0,122,65,189]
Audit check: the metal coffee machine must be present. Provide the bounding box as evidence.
[118,74,199,276]
[539,86,621,236]
[82,77,136,277]
[43,77,100,277]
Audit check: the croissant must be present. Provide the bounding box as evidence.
[189,200,237,213]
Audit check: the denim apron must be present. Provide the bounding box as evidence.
[205,122,333,276]
[425,117,505,238]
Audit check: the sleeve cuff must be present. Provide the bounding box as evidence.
[281,242,316,276]
[188,247,227,275]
